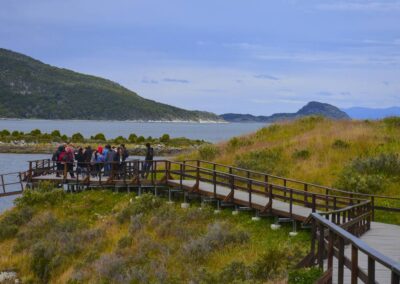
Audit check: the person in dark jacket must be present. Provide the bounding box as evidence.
[75,147,85,175]
[142,143,154,178]
[53,145,64,177]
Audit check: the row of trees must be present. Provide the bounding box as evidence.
[0,129,171,144]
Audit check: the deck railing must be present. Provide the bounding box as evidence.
[307,212,400,284]
[182,160,400,218]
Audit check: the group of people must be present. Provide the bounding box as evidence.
[52,142,154,178]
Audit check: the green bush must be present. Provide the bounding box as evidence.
[251,246,288,280]
[30,129,42,136]
[235,148,285,175]
[117,194,163,223]
[51,130,61,137]
[93,133,106,141]
[71,132,84,142]
[335,154,400,194]
[198,144,219,160]
[31,241,57,283]
[113,135,128,144]
[0,129,10,136]
[137,136,145,143]
[0,206,34,240]
[332,139,350,149]
[128,133,137,143]
[15,188,65,207]
[288,267,323,284]
[383,116,400,128]
[292,149,311,160]
[160,134,170,143]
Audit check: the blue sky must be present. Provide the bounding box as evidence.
[1,0,399,115]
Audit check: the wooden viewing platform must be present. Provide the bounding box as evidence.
[0,158,399,283]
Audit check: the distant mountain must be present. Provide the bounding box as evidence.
[0,48,221,121]
[342,107,400,120]
[220,101,350,123]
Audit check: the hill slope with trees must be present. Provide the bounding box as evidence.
[0,48,221,121]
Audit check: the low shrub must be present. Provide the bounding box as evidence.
[15,188,65,207]
[31,241,57,283]
[292,149,311,160]
[332,139,350,149]
[288,267,323,284]
[183,222,249,260]
[129,213,143,233]
[235,148,286,175]
[336,153,400,194]
[383,116,400,128]
[250,246,288,280]
[198,144,219,160]
[0,206,34,240]
[117,194,163,223]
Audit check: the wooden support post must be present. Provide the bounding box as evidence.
[327,230,334,284]
[283,179,287,198]
[371,196,375,221]
[304,184,308,205]
[368,256,375,284]
[351,245,358,284]
[310,219,316,264]
[289,188,293,217]
[28,161,32,181]
[338,237,345,284]
[312,194,316,213]
[264,175,268,197]
[247,171,252,207]
[318,223,324,269]
[1,174,5,193]
[325,189,329,211]
[391,271,399,284]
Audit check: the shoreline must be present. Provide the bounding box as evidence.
[0,143,195,156]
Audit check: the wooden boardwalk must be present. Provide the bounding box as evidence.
[326,222,400,284]
[0,158,399,283]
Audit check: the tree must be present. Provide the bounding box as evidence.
[30,129,42,136]
[61,134,68,141]
[71,132,84,142]
[11,131,20,137]
[114,136,127,144]
[94,133,106,141]
[0,129,10,136]
[137,136,145,143]
[128,133,137,143]
[51,130,61,137]
[160,134,170,143]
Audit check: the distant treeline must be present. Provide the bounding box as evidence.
[0,129,206,147]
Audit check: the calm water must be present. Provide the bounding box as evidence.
[0,119,266,142]
[0,153,49,213]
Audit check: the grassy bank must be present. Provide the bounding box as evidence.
[0,187,316,283]
[186,117,400,223]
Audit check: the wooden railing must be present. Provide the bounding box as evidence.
[182,160,400,218]
[307,212,400,284]
[0,171,25,197]
[165,160,366,218]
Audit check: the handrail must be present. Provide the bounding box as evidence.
[184,159,400,201]
[309,213,400,283]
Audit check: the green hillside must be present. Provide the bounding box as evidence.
[189,116,400,223]
[0,48,220,121]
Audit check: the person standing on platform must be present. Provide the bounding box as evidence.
[142,143,154,179]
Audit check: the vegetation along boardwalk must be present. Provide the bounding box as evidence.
[0,158,399,283]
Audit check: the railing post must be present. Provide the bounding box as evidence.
[310,219,316,263]
[264,175,268,197]
[289,188,293,217]
[368,256,375,284]
[338,237,345,284]
[312,194,316,213]
[325,188,329,211]
[351,245,358,284]
[304,184,308,205]
[196,160,200,184]
[28,161,32,181]
[371,196,375,221]
[318,223,324,269]
[179,163,183,190]
[1,174,5,194]
[283,179,287,199]
[327,230,334,284]
[247,171,252,207]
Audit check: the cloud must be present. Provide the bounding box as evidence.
[163,78,190,83]
[317,91,334,97]
[254,74,279,80]
[141,79,158,84]
[317,1,400,11]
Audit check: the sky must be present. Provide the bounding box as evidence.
[1,0,399,115]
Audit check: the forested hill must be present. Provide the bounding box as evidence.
[0,48,221,121]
